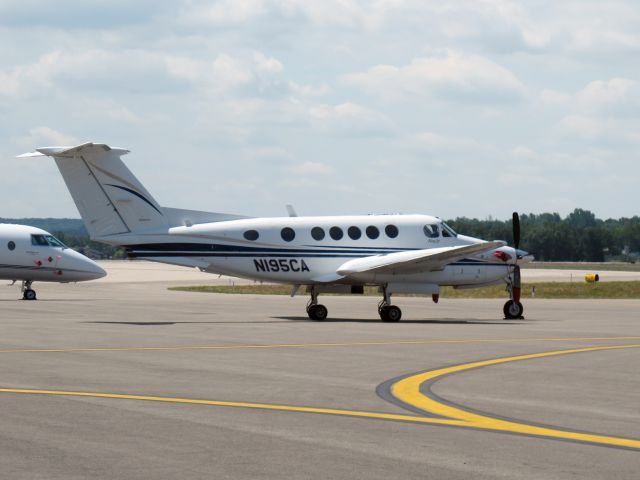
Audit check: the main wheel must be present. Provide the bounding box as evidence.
[503,300,523,319]
[23,289,37,301]
[307,304,328,321]
[380,305,402,322]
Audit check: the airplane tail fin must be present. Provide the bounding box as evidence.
[18,143,168,238]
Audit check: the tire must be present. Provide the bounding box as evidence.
[503,300,523,319]
[23,289,37,301]
[380,305,402,322]
[307,304,328,321]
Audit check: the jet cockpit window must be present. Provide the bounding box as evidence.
[45,235,66,247]
[423,224,439,238]
[31,234,67,247]
[441,222,457,238]
[31,234,49,246]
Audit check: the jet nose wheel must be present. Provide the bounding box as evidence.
[379,305,402,322]
[23,289,37,301]
[307,304,328,321]
[503,300,523,319]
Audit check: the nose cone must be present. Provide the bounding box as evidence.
[61,249,107,281]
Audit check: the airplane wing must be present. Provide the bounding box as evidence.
[336,241,506,276]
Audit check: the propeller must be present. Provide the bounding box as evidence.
[512,211,520,250]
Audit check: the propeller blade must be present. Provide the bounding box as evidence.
[512,212,520,250]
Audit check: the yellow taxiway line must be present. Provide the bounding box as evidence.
[391,344,640,449]
[0,336,639,355]
[0,344,637,449]
[0,387,469,427]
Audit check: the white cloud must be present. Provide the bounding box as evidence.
[1,1,640,220]
[21,127,78,147]
[342,51,526,103]
[309,102,393,135]
[575,78,640,115]
[289,161,334,175]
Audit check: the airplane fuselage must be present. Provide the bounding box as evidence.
[0,224,106,284]
[119,214,513,288]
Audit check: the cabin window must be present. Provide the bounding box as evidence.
[311,227,325,241]
[348,226,361,240]
[243,230,259,241]
[366,226,379,239]
[7,241,15,251]
[329,226,343,240]
[385,225,399,238]
[423,224,439,238]
[31,234,48,246]
[281,227,295,242]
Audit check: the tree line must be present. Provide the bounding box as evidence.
[448,209,640,262]
[3,208,639,262]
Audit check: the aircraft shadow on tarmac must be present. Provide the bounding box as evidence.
[80,317,528,326]
[82,320,296,326]
[275,316,524,325]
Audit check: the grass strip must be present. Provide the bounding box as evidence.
[523,262,640,272]
[169,281,640,299]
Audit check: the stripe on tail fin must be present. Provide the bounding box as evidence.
[20,143,168,238]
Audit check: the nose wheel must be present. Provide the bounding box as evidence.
[21,281,37,301]
[503,299,523,319]
[504,266,524,319]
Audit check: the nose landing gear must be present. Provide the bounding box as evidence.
[21,281,37,301]
[504,266,523,319]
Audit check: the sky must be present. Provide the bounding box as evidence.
[1,0,639,220]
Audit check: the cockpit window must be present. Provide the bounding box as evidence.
[31,234,66,247]
[441,222,457,238]
[423,224,439,238]
[46,235,66,247]
[31,234,48,246]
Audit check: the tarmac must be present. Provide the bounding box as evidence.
[0,261,638,479]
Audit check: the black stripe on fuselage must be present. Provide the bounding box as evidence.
[124,243,507,266]
[124,243,410,256]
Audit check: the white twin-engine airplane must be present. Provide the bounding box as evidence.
[19,143,533,321]
[0,223,106,299]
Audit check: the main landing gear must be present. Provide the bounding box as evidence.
[378,286,402,322]
[305,285,403,322]
[306,287,328,321]
[21,280,37,301]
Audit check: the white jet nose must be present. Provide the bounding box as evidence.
[59,249,107,281]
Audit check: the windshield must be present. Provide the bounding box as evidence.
[31,234,67,248]
[46,235,66,247]
[441,222,457,238]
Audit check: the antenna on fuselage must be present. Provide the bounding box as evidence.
[286,204,298,217]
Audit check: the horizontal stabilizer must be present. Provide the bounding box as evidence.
[18,142,130,159]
